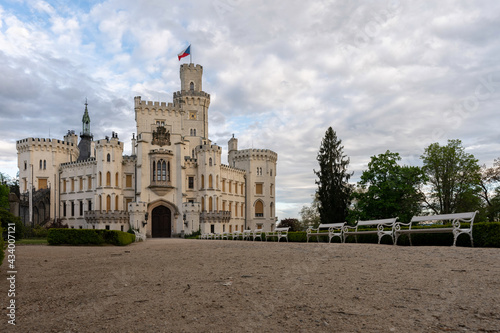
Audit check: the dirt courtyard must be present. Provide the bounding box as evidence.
[1,239,499,332]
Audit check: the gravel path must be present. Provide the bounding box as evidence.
[1,239,500,332]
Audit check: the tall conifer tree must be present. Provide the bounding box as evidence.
[314,127,353,224]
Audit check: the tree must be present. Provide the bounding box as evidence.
[355,151,426,222]
[479,159,500,221]
[421,139,481,214]
[314,127,353,224]
[278,218,302,232]
[299,195,320,228]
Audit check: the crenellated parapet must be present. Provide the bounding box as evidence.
[60,157,96,169]
[16,137,78,154]
[232,149,278,163]
[195,143,221,154]
[220,164,246,176]
[134,96,181,116]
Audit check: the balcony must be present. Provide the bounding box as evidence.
[201,211,231,223]
[85,210,130,224]
[148,180,174,196]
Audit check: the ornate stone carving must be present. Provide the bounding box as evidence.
[152,126,171,147]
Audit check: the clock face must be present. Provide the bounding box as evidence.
[189,111,197,120]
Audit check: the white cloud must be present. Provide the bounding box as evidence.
[1,0,499,219]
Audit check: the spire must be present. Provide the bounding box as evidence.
[82,99,91,136]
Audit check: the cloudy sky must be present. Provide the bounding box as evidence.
[1,0,499,219]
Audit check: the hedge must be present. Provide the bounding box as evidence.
[230,222,500,247]
[0,226,4,267]
[48,229,135,246]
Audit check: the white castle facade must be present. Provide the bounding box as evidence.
[16,64,278,237]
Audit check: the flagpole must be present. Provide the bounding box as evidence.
[190,44,192,64]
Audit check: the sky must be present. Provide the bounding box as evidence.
[1,0,500,219]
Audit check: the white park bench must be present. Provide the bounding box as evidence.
[253,229,264,241]
[394,211,478,246]
[265,227,290,242]
[306,223,345,243]
[232,231,242,240]
[343,218,398,244]
[221,232,230,240]
[242,230,253,240]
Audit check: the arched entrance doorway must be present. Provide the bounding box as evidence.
[152,206,172,237]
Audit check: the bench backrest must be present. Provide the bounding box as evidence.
[317,223,345,229]
[410,211,477,227]
[275,227,289,232]
[355,218,397,228]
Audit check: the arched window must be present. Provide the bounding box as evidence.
[192,149,195,158]
[115,195,119,211]
[255,201,264,217]
[209,158,212,166]
[209,197,213,212]
[193,129,196,136]
[107,153,111,162]
[235,203,238,217]
[201,175,205,189]
[153,162,156,181]
[270,202,274,217]
[115,172,119,187]
[209,174,213,188]
[270,169,273,176]
[39,160,42,169]
[216,175,219,189]
[106,195,111,211]
[99,172,102,187]
[106,172,111,186]
[190,82,194,91]
[43,160,46,170]
[201,197,205,211]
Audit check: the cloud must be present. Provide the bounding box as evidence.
[1,0,499,219]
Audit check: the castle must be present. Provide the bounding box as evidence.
[16,64,278,237]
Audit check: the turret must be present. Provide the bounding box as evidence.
[180,63,203,92]
[78,101,93,161]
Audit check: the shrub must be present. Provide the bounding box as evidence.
[0,208,24,240]
[0,226,4,267]
[48,229,105,245]
[47,229,135,246]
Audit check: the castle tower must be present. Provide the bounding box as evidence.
[78,101,93,161]
[174,64,210,140]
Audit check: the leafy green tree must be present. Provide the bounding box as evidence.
[355,151,426,222]
[299,195,320,228]
[0,184,8,211]
[421,139,481,214]
[314,127,353,224]
[278,218,303,231]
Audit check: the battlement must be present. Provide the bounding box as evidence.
[232,149,278,162]
[60,157,97,169]
[95,133,123,149]
[180,63,203,73]
[134,96,175,108]
[182,201,200,213]
[220,164,246,175]
[173,90,210,99]
[17,137,75,147]
[195,143,221,153]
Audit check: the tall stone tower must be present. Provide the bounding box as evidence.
[78,101,93,161]
[173,64,210,140]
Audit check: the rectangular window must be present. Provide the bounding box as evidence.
[211,224,215,233]
[38,178,47,190]
[229,181,232,193]
[125,198,132,212]
[126,174,133,188]
[71,202,75,217]
[188,176,194,189]
[105,225,110,230]
[71,178,75,192]
[79,177,83,191]
[88,200,92,211]
[63,180,66,193]
[63,202,67,217]
[256,183,263,194]
[79,226,83,229]
[121,225,124,232]
[222,180,225,192]
[234,183,237,194]
[88,176,92,190]
[80,201,83,216]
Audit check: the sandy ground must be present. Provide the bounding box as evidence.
[1,239,500,333]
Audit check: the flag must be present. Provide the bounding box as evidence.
[178,45,191,61]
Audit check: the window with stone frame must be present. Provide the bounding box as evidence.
[188,176,194,189]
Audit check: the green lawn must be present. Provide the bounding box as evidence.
[16,238,48,245]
